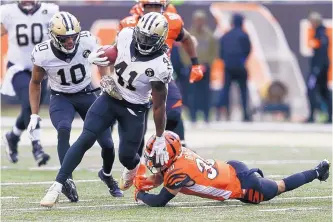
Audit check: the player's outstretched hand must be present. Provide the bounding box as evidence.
[88,50,110,66]
[150,135,169,166]
[27,114,41,141]
[134,175,155,191]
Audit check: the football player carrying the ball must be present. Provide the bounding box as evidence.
[40,12,173,208]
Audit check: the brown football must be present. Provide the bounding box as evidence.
[98,45,118,64]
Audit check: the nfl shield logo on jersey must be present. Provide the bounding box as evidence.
[83,50,91,58]
[145,68,154,77]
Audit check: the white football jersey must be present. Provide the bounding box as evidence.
[0,3,59,70]
[113,28,173,104]
[31,31,99,93]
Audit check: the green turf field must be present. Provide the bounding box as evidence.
[1,137,332,222]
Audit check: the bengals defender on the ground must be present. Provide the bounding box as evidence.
[134,131,331,207]
[118,0,203,154]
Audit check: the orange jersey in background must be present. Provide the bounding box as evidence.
[163,148,243,201]
[130,3,178,16]
[118,11,183,52]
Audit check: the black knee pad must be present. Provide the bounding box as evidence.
[118,150,140,170]
[57,121,72,132]
[258,178,278,201]
[98,137,114,150]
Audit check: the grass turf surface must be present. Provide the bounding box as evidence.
[1,136,332,221]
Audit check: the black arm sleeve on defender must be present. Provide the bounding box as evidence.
[137,187,175,207]
[175,26,185,42]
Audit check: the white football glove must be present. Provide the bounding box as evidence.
[88,50,109,66]
[150,134,169,166]
[27,114,41,141]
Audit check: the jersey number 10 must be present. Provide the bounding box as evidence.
[16,23,43,46]
[57,64,87,86]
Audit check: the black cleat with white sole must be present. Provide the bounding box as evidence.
[98,170,124,197]
[62,179,79,202]
[3,132,19,163]
[32,141,50,167]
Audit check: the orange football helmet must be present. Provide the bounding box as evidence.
[144,131,182,173]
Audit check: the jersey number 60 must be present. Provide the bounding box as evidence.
[16,23,43,46]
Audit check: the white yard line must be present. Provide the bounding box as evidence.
[1,179,100,186]
[28,199,93,204]
[242,160,320,165]
[259,207,323,212]
[0,196,19,199]
[177,205,242,209]
[2,196,331,212]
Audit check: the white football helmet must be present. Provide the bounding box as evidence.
[18,0,40,12]
[48,12,81,54]
[133,12,169,55]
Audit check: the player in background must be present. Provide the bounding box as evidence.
[0,1,58,166]
[119,0,203,153]
[28,12,123,201]
[134,131,331,207]
[40,12,172,208]
[129,0,178,15]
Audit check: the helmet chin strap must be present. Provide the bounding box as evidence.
[51,33,78,54]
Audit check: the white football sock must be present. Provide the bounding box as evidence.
[103,171,112,177]
[12,126,23,137]
[31,129,41,141]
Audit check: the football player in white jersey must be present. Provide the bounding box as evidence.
[28,12,123,202]
[1,0,58,166]
[40,12,172,208]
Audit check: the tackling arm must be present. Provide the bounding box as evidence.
[136,187,179,207]
[29,65,46,114]
[179,28,198,63]
[151,81,168,137]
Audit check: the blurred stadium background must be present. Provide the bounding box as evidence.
[1,0,332,221]
[1,0,332,122]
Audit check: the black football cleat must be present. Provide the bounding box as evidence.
[62,179,79,202]
[315,159,330,182]
[32,141,50,167]
[98,169,124,197]
[3,132,19,163]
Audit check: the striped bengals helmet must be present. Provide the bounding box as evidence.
[48,12,81,54]
[133,12,168,55]
[144,131,182,173]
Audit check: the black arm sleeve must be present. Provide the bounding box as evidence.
[137,187,175,207]
[175,26,185,42]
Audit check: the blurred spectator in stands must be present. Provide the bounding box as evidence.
[305,11,332,123]
[219,13,251,121]
[179,10,217,124]
[261,81,290,121]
